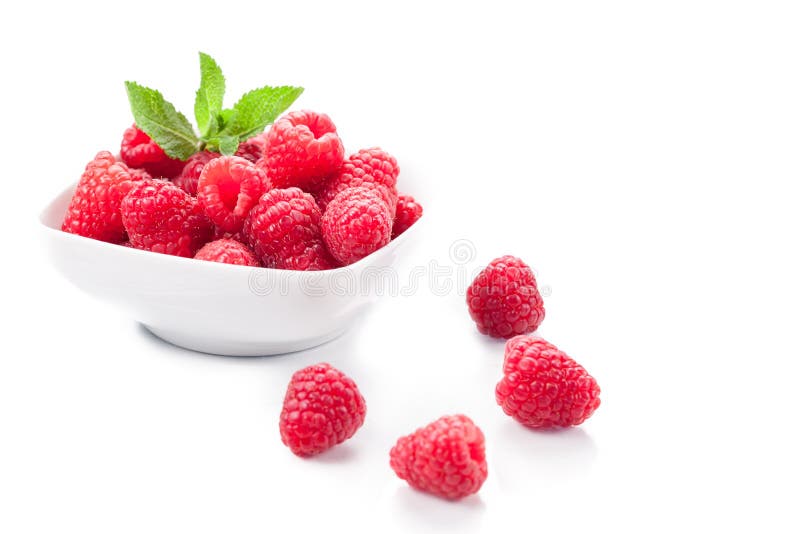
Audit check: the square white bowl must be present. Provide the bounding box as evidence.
[40,184,421,356]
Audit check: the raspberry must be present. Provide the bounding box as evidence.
[392,194,423,238]
[127,167,153,181]
[173,142,266,196]
[260,110,345,191]
[120,125,185,179]
[213,225,246,243]
[173,150,219,196]
[315,148,399,214]
[62,151,142,243]
[389,415,488,500]
[279,363,366,457]
[121,179,214,257]
[194,239,259,266]
[244,188,337,270]
[321,187,392,265]
[496,336,601,428]
[466,256,545,338]
[234,132,268,163]
[197,156,269,234]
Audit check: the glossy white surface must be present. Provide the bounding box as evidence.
[40,184,420,356]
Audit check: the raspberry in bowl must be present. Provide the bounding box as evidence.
[41,53,423,356]
[40,174,422,356]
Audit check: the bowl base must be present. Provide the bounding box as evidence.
[142,324,348,357]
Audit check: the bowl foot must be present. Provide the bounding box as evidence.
[142,324,348,357]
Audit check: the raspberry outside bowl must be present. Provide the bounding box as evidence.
[40,183,422,356]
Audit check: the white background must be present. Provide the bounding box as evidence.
[2,1,799,532]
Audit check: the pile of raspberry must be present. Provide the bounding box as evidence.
[61,111,423,269]
[269,255,600,502]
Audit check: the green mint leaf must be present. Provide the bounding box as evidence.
[217,108,234,131]
[125,81,198,160]
[205,115,219,139]
[223,85,303,140]
[194,52,226,137]
[218,136,239,156]
[203,137,219,152]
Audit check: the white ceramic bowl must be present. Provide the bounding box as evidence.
[40,184,421,356]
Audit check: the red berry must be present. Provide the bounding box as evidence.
[466,256,545,338]
[279,363,367,457]
[173,150,219,196]
[315,148,399,214]
[212,225,246,243]
[244,188,337,271]
[127,167,153,181]
[194,239,259,266]
[62,151,143,243]
[260,110,345,191]
[234,132,268,163]
[197,156,269,234]
[121,179,214,257]
[392,194,423,238]
[496,336,600,428]
[390,415,488,500]
[321,187,392,265]
[120,125,185,179]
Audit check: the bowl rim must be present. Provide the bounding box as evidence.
[40,182,423,276]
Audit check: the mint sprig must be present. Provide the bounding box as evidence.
[125,82,199,160]
[220,85,305,143]
[194,52,225,138]
[125,52,303,160]
[217,136,239,155]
